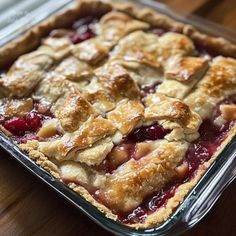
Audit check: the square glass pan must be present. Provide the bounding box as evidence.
[0,0,235,235]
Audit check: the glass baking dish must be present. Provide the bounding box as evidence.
[0,0,235,235]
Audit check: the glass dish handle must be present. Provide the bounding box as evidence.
[180,148,236,230]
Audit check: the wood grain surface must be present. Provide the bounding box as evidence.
[0,0,236,235]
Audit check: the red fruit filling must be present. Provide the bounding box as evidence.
[4,117,31,136]
[117,119,233,224]
[3,112,43,136]
[69,31,95,44]
[98,123,171,173]
[119,184,179,224]
[50,16,97,44]
[2,105,53,143]
[25,112,42,132]
[96,96,236,224]
[140,82,160,98]
[126,123,171,143]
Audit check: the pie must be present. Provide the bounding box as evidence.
[0,0,236,229]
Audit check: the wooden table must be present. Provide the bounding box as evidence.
[0,0,236,235]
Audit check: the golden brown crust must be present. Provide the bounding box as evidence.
[144,93,201,136]
[99,140,188,212]
[20,124,235,229]
[1,0,236,230]
[55,92,97,132]
[112,1,236,57]
[107,99,144,135]
[19,140,61,179]
[144,93,192,123]
[99,11,149,43]
[55,56,93,81]
[1,0,236,71]
[37,116,116,160]
[164,56,209,82]
[184,57,236,119]
[0,0,112,69]
[96,62,141,100]
[0,98,33,117]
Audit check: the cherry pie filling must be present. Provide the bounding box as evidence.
[99,123,172,173]
[0,13,236,227]
[95,95,235,224]
[49,16,97,44]
[1,55,235,225]
[119,96,236,223]
[0,19,98,142]
[1,98,235,224]
[0,103,55,143]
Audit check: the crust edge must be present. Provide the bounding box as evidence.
[0,0,236,70]
[0,0,112,69]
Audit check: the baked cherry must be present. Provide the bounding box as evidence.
[4,118,29,136]
[3,110,47,142]
[70,31,95,44]
[127,123,171,142]
[50,16,97,44]
[25,112,42,132]
[140,83,160,97]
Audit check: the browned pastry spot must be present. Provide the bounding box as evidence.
[85,90,116,113]
[144,93,191,124]
[185,57,236,119]
[55,92,97,132]
[55,56,93,81]
[0,98,33,117]
[100,11,149,43]
[72,38,109,66]
[164,56,209,82]
[99,140,188,212]
[107,99,144,134]
[96,63,140,100]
